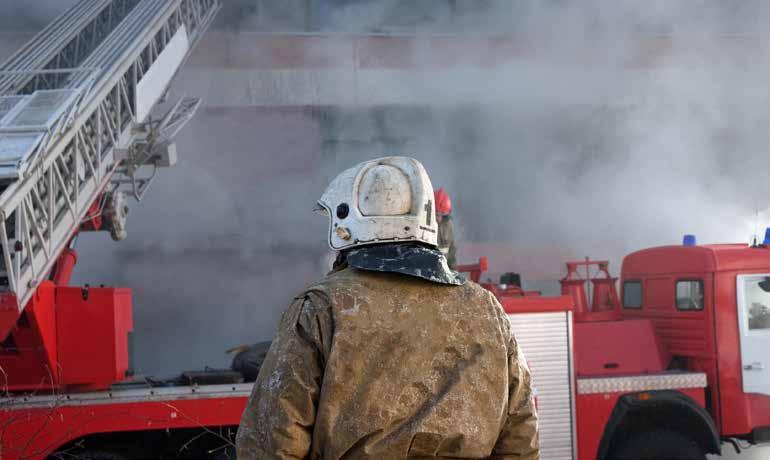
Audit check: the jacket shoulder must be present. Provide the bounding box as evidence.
[304,267,366,291]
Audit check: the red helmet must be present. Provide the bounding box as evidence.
[434,187,452,216]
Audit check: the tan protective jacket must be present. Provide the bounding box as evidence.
[236,267,539,459]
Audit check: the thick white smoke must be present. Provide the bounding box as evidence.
[5,2,770,383]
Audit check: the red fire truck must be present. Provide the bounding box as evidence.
[456,238,769,460]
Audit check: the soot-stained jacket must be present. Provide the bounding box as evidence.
[235,265,539,459]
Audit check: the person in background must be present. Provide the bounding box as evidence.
[236,156,539,460]
[434,187,457,269]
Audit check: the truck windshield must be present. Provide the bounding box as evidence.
[742,276,770,330]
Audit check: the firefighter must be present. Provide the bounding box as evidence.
[236,157,539,460]
[434,187,457,269]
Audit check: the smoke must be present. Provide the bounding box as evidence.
[271,0,770,274]
[7,1,770,375]
[97,1,770,372]
[0,0,78,62]
[303,0,770,265]
[0,0,76,31]
[71,107,329,376]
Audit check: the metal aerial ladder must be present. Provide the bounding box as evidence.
[0,0,221,340]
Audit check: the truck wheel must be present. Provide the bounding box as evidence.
[611,430,706,460]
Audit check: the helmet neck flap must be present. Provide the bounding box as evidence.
[342,242,465,286]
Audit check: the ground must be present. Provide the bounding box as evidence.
[711,444,769,459]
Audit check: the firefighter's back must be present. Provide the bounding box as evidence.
[309,267,511,458]
[236,157,538,460]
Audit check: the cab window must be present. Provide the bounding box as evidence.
[623,281,642,309]
[743,276,770,330]
[676,280,704,311]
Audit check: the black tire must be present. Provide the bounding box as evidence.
[610,430,706,460]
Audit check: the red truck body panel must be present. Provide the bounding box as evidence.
[573,320,669,377]
[56,287,133,390]
[1,282,58,391]
[0,386,249,460]
[0,285,133,392]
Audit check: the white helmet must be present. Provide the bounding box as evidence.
[317,156,438,251]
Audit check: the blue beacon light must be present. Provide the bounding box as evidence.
[763,228,770,246]
[683,234,697,247]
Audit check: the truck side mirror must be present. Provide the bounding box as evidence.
[758,277,770,292]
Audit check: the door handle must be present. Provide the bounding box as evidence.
[744,362,765,371]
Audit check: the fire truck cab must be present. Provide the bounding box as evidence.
[621,241,770,444]
[469,239,770,459]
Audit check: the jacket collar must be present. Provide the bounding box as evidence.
[343,243,465,286]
